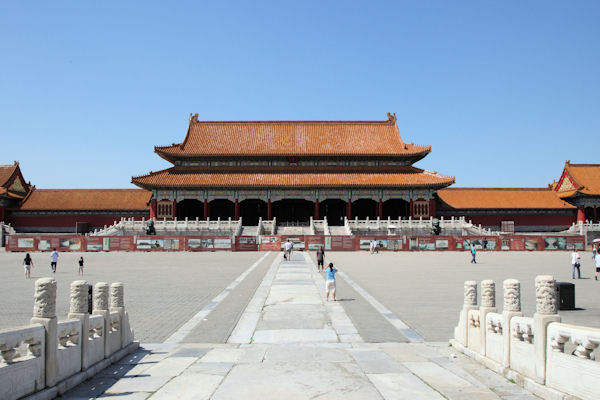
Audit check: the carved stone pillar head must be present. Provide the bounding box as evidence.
[464,281,477,306]
[481,280,495,307]
[93,282,109,311]
[503,279,521,312]
[110,282,124,308]
[33,278,57,318]
[69,280,89,314]
[535,275,557,314]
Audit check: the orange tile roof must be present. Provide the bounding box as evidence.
[20,189,152,211]
[132,166,454,189]
[437,188,575,209]
[155,114,431,158]
[562,163,600,196]
[0,163,18,187]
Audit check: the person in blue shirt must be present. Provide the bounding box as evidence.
[325,262,338,301]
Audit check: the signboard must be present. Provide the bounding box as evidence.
[259,235,281,251]
[235,236,258,251]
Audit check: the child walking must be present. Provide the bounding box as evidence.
[78,257,84,275]
[23,253,33,278]
[325,262,338,302]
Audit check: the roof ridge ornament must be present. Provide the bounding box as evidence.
[387,112,397,123]
[190,113,199,123]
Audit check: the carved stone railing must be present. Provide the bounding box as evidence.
[485,312,503,364]
[450,275,600,399]
[546,323,600,399]
[0,278,137,400]
[0,324,45,400]
[510,316,536,379]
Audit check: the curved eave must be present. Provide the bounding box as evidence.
[154,147,432,160]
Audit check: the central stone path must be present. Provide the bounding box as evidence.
[62,252,540,399]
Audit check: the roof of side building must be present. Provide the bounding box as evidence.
[0,163,19,187]
[19,189,152,211]
[555,162,600,198]
[437,188,575,210]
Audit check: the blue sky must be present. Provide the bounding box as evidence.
[1,1,598,189]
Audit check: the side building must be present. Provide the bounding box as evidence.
[8,188,150,233]
[131,113,455,224]
[437,188,576,232]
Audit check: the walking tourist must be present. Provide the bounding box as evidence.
[370,240,376,254]
[285,240,293,260]
[594,250,600,280]
[325,262,338,301]
[593,244,597,260]
[316,246,325,272]
[23,253,33,278]
[78,256,84,275]
[482,238,488,249]
[571,249,581,279]
[470,244,477,264]
[50,248,59,273]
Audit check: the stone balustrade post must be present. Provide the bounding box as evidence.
[68,280,90,370]
[110,282,132,348]
[480,280,497,356]
[92,282,111,357]
[30,278,59,387]
[533,275,561,384]
[502,279,522,367]
[454,280,478,346]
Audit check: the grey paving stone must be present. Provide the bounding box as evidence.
[103,374,172,394]
[150,372,224,400]
[187,361,234,375]
[170,347,211,358]
[212,361,383,399]
[367,373,445,400]
[60,376,118,399]
[402,361,473,389]
[265,345,352,362]
[349,349,408,374]
[253,328,338,343]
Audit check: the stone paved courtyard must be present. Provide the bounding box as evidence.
[2,249,598,399]
[1,250,598,343]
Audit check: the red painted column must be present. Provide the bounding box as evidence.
[0,205,5,222]
[594,206,598,223]
[347,199,352,219]
[429,198,436,218]
[204,199,208,220]
[267,199,272,220]
[149,199,157,219]
[234,198,240,220]
[315,199,320,219]
[409,199,414,218]
[577,206,585,223]
[172,199,177,219]
[378,199,383,219]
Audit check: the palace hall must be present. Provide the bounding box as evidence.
[131,113,455,225]
[2,114,599,233]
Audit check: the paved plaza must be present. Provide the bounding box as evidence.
[1,248,598,398]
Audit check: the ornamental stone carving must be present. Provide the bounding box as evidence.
[33,278,57,318]
[503,279,521,312]
[464,281,477,306]
[94,282,109,311]
[535,275,557,314]
[69,280,88,314]
[110,282,124,308]
[481,280,495,308]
